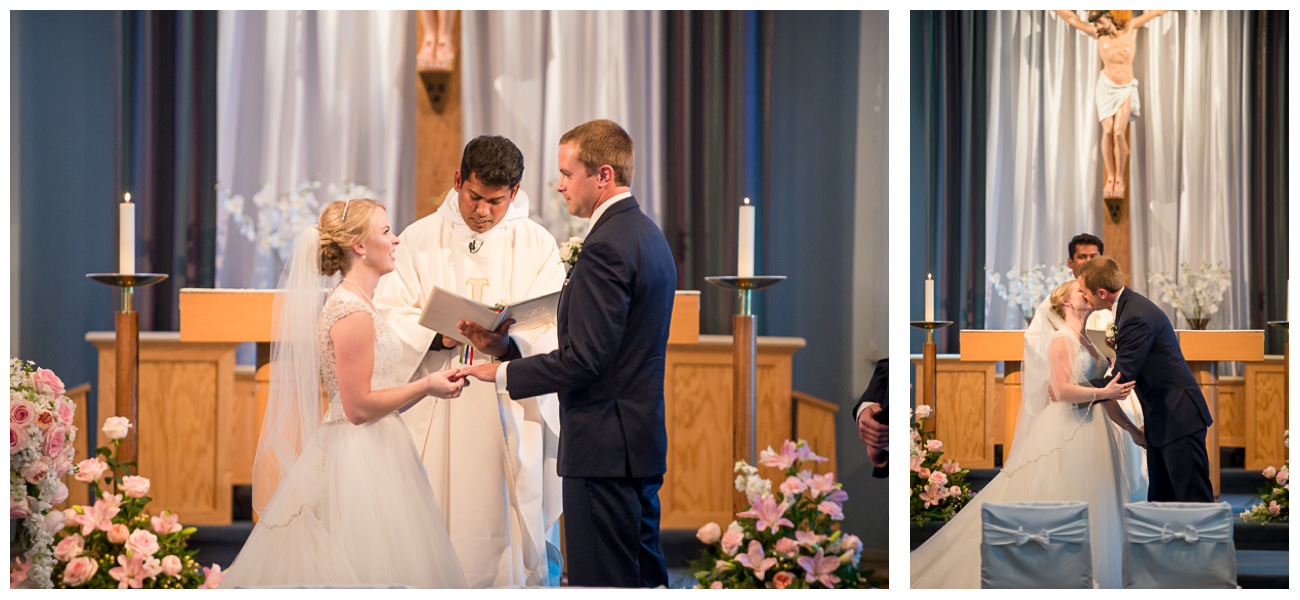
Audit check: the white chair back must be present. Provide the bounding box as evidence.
[1122,501,1236,589]
[980,501,1093,588]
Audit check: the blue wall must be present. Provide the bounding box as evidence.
[12,11,119,439]
[766,12,886,552]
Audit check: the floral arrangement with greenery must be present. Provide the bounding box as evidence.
[1240,430,1289,524]
[910,405,974,525]
[688,440,883,589]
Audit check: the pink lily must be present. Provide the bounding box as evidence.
[910,455,923,472]
[824,487,848,503]
[736,495,794,534]
[151,511,182,535]
[806,472,838,498]
[919,482,946,508]
[794,529,827,548]
[779,476,807,498]
[734,540,778,581]
[200,564,226,589]
[109,554,148,589]
[817,500,844,520]
[797,548,842,588]
[73,500,120,536]
[794,440,828,463]
[759,440,801,470]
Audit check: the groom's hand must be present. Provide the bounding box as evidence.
[1130,426,1147,449]
[1106,337,1117,351]
[458,319,516,358]
[460,362,500,383]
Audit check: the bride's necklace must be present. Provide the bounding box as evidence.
[341,278,375,306]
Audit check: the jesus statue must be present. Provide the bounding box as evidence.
[1054,9,1168,200]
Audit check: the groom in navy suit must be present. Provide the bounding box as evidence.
[459,120,676,587]
[1078,256,1214,502]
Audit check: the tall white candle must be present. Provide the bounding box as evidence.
[738,198,755,278]
[120,193,135,274]
[925,274,935,322]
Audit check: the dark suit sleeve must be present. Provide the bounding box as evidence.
[505,237,631,398]
[855,358,888,417]
[1090,317,1155,388]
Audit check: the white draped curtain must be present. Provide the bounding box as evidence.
[984,10,1251,334]
[215,10,416,292]
[461,10,664,240]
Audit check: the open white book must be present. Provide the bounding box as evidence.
[1086,328,1117,359]
[417,286,560,345]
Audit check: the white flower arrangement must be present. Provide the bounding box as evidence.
[987,264,1076,324]
[10,358,79,589]
[217,180,382,262]
[1147,262,1232,325]
[559,236,583,274]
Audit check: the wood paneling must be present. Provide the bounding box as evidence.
[661,336,806,530]
[1245,360,1288,470]
[230,366,258,486]
[178,289,276,342]
[911,357,997,468]
[88,333,238,525]
[1218,376,1246,448]
[793,392,839,476]
[1179,330,1265,362]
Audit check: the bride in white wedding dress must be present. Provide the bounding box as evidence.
[911,280,1148,589]
[222,199,468,588]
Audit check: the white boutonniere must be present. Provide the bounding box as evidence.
[1106,322,1119,344]
[560,236,583,275]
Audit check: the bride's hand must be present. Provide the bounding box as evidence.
[1099,372,1135,400]
[422,370,467,399]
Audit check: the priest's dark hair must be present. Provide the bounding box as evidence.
[459,135,524,190]
[1068,233,1104,258]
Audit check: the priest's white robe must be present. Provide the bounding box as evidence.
[374,189,566,587]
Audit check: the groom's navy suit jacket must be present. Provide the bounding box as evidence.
[505,197,676,479]
[1089,288,1212,448]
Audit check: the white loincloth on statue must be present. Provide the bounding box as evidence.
[1095,71,1140,123]
[1087,307,1149,502]
[374,188,567,587]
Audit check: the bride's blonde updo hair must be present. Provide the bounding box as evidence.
[318,198,385,276]
[1048,280,1078,322]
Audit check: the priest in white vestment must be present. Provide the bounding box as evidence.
[374,137,567,587]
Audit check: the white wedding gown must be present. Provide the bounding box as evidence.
[911,330,1131,589]
[222,288,467,588]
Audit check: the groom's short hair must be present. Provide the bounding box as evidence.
[1068,233,1104,257]
[459,135,525,190]
[561,119,635,187]
[1079,256,1124,293]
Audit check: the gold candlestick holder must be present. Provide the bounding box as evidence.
[910,320,953,422]
[706,275,786,511]
[88,273,168,464]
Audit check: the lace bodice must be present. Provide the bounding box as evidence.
[317,287,404,423]
[1055,329,1110,385]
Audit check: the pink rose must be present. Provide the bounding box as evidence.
[121,475,151,499]
[11,399,36,427]
[43,426,67,458]
[929,471,949,486]
[161,555,183,578]
[151,511,182,535]
[1269,501,1280,516]
[772,570,794,589]
[56,398,74,425]
[915,404,932,419]
[1263,466,1277,479]
[949,485,962,497]
[107,523,130,544]
[721,529,744,556]
[1277,468,1289,486]
[125,528,160,557]
[710,581,723,589]
[697,521,721,545]
[54,534,85,562]
[32,368,66,396]
[775,537,799,556]
[44,509,66,534]
[11,424,28,455]
[20,458,50,484]
[926,439,943,452]
[74,458,109,483]
[11,497,30,519]
[36,410,56,430]
[842,534,863,553]
[62,556,99,587]
[101,416,132,441]
[200,564,225,589]
[917,467,930,479]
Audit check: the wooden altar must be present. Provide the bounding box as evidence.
[912,329,1279,498]
[86,289,826,526]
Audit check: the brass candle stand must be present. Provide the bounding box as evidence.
[87,273,168,464]
[910,320,953,419]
